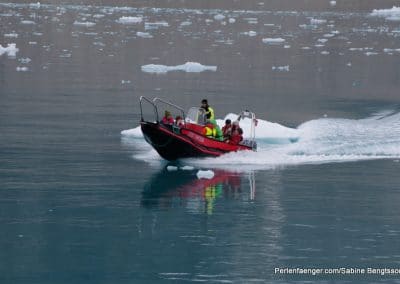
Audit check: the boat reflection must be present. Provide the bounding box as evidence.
[141,168,255,215]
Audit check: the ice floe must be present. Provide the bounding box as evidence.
[196,170,215,179]
[0,43,19,57]
[136,31,153,38]
[16,66,28,72]
[371,6,400,21]
[310,18,327,25]
[141,62,217,74]
[4,33,18,38]
[242,31,257,36]
[21,20,35,25]
[214,14,225,21]
[272,65,290,72]
[73,21,96,27]
[145,21,169,30]
[116,16,142,24]
[262,38,285,44]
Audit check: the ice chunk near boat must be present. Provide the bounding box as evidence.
[141,62,217,74]
[180,166,195,171]
[166,165,178,171]
[0,43,19,57]
[117,16,143,24]
[196,170,215,179]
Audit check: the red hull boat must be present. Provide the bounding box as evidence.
[140,97,257,161]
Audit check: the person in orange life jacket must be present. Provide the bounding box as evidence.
[222,119,232,140]
[161,110,174,125]
[200,99,215,120]
[175,115,184,127]
[229,127,243,145]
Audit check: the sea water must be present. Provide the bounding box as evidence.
[1,1,400,283]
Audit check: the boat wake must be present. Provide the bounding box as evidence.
[121,111,400,170]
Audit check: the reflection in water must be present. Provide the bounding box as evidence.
[142,168,255,214]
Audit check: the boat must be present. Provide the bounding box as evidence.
[139,96,257,161]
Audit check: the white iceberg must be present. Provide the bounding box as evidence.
[141,62,217,74]
[117,16,143,24]
[272,65,290,72]
[0,43,19,57]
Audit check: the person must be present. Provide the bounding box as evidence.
[161,110,174,125]
[203,119,223,140]
[222,119,232,140]
[229,127,243,145]
[175,115,184,127]
[200,99,215,120]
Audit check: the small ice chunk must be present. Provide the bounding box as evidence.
[180,21,192,26]
[19,58,31,63]
[242,31,257,36]
[141,62,217,74]
[302,46,311,50]
[136,31,153,38]
[347,62,352,66]
[228,18,236,24]
[117,16,143,24]
[4,33,18,38]
[272,65,290,72]
[145,21,169,30]
[16,66,29,72]
[196,170,215,179]
[214,14,225,21]
[321,51,330,55]
[284,45,291,49]
[318,38,328,43]
[330,1,337,6]
[310,18,327,25]
[21,20,35,25]
[121,80,131,84]
[167,166,178,171]
[365,52,378,56]
[73,21,96,27]
[262,37,285,44]
[180,166,195,171]
[0,43,19,57]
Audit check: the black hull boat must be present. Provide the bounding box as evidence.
[139,97,257,161]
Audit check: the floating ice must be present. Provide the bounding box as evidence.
[371,7,400,21]
[136,31,153,38]
[262,38,285,44]
[196,170,215,179]
[214,14,225,21]
[242,31,257,36]
[145,21,169,30]
[330,1,337,6]
[180,21,192,26]
[73,21,96,27]
[321,51,330,55]
[229,18,236,24]
[117,16,142,24]
[19,58,31,63]
[21,20,35,25]
[0,43,19,57]
[180,166,195,171]
[167,165,178,171]
[318,38,328,43]
[141,62,217,74]
[365,52,378,56]
[4,33,18,38]
[310,18,327,25]
[16,66,28,72]
[384,48,400,53]
[272,65,290,72]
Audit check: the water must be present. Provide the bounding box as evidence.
[1,1,400,283]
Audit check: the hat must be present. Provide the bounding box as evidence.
[201,99,208,104]
[225,119,231,124]
[165,110,171,116]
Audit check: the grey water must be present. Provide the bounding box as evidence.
[1,0,400,283]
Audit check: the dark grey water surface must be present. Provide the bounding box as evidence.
[1,1,400,283]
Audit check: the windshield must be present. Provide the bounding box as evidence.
[185,107,206,125]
